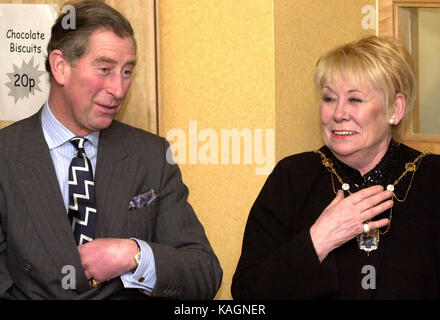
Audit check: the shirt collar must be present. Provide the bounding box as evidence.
[41,100,100,150]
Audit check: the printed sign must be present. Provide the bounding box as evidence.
[0,4,57,121]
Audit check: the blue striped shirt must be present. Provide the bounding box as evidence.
[41,101,156,294]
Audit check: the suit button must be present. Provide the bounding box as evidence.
[24,264,32,272]
[138,277,145,282]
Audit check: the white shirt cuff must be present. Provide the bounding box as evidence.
[120,238,157,295]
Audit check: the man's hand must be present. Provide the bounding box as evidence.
[78,238,139,284]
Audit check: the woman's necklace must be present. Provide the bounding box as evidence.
[314,149,431,254]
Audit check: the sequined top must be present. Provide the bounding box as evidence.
[321,139,400,193]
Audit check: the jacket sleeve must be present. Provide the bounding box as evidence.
[148,139,223,299]
[231,156,339,299]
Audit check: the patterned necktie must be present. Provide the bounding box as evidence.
[68,137,97,245]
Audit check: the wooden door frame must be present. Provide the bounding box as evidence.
[378,0,440,153]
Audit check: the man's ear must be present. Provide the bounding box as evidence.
[48,49,71,86]
[390,93,406,125]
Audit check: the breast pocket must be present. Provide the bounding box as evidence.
[126,205,157,241]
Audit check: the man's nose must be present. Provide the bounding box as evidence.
[106,74,128,100]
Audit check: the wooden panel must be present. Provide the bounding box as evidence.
[378,1,440,35]
[0,0,62,4]
[394,0,440,6]
[378,0,394,36]
[405,139,440,154]
[0,0,159,134]
[409,9,420,133]
[105,0,159,134]
[378,0,440,154]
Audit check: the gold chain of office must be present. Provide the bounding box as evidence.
[314,149,431,236]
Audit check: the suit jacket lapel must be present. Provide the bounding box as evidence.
[13,110,90,293]
[93,122,132,238]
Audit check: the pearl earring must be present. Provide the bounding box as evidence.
[389,115,396,125]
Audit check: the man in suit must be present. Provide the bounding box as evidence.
[0,0,222,299]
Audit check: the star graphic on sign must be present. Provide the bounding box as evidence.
[4,57,46,103]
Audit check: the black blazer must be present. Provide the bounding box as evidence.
[0,109,222,299]
[232,144,440,299]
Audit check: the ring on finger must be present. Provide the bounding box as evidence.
[89,279,100,288]
[363,222,370,233]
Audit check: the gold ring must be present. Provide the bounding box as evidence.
[89,279,100,288]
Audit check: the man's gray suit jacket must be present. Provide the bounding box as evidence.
[0,109,222,299]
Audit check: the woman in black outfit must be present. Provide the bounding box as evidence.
[232,36,440,299]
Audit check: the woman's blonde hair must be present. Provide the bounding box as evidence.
[314,36,416,141]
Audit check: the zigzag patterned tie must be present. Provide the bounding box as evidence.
[68,137,97,246]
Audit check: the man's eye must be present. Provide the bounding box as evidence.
[122,69,133,78]
[99,68,110,74]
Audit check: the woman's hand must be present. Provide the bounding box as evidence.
[310,185,393,262]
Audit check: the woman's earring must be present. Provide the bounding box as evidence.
[389,115,396,125]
